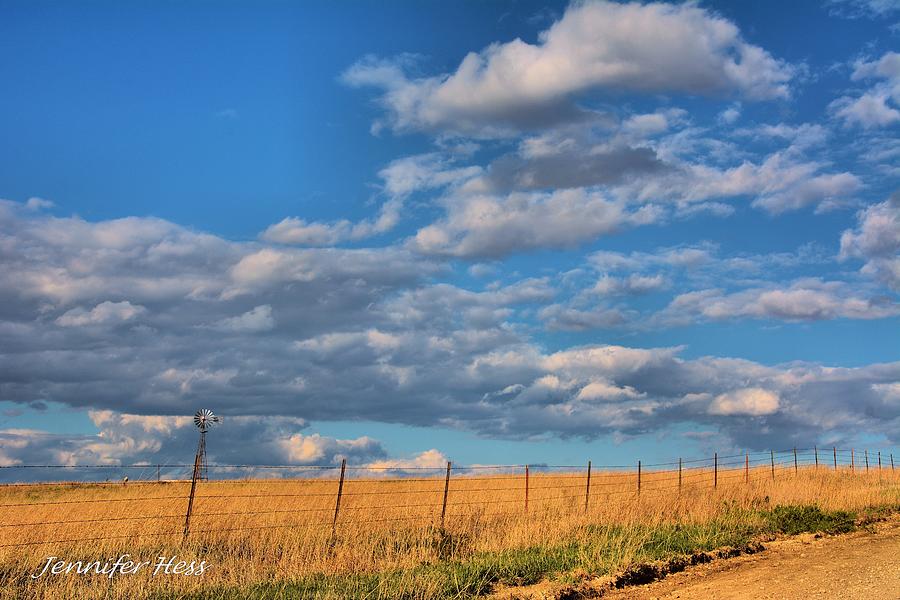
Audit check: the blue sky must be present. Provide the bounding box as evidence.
[0,0,899,475]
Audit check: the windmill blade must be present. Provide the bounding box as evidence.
[194,408,217,431]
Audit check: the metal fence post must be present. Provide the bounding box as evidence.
[330,458,347,541]
[878,451,882,474]
[637,460,641,495]
[851,448,855,472]
[793,448,798,475]
[440,461,451,529]
[865,450,869,473]
[584,460,591,513]
[814,446,818,470]
[714,452,718,488]
[770,450,775,481]
[833,447,837,471]
[892,453,895,472]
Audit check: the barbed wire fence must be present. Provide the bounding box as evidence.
[0,446,897,550]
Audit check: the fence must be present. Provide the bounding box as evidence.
[0,446,897,551]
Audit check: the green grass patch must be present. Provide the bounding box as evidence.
[168,503,874,600]
[761,505,856,535]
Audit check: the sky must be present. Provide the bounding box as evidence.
[1,0,899,478]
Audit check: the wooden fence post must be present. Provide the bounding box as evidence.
[637,460,641,495]
[745,453,749,484]
[865,450,869,474]
[182,452,201,540]
[770,450,775,481]
[440,461,451,529]
[330,458,347,541]
[524,465,529,512]
[793,448,798,475]
[678,457,682,491]
[833,447,837,471]
[714,453,718,488]
[584,460,591,513]
[814,446,818,470]
[878,451,882,473]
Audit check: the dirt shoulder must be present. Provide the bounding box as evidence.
[603,514,900,599]
[494,514,900,599]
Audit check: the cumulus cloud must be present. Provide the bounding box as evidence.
[1,200,899,457]
[709,388,780,416]
[260,154,481,246]
[343,0,793,136]
[56,301,146,327]
[831,52,900,129]
[591,274,668,296]
[409,188,662,258]
[213,304,276,333]
[656,279,900,324]
[0,411,392,476]
[839,194,900,289]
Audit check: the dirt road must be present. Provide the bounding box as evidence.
[603,516,900,600]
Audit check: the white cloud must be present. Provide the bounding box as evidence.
[343,0,793,135]
[718,103,742,124]
[260,154,480,246]
[658,280,900,324]
[828,0,900,18]
[25,197,54,211]
[592,274,668,296]
[56,301,146,327]
[367,449,449,470]
[831,52,900,129]
[709,388,780,416]
[280,433,385,465]
[410,188,662,258]
[214,304,276,333]
[840,194,900,289]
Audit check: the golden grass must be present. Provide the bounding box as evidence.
[1,463,898,599]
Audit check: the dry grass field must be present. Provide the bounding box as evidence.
[1,457,898,599]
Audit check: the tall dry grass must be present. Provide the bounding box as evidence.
[1,462,898,599]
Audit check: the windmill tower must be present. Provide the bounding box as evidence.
[192,408,219,481]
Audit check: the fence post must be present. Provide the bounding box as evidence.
[440,461,451,529]
[524,465,529,512]
[182,452,201,540]
[878,451,882,474]
[793,448,798,475]
[678,457,682,491]
[330,458,347,541]
[770,450,775,481]
[584,460,591,513]
[851,448,855,472]
[714,453,718,488]
[637,460,641,495]
[814,446,818,470]
[891,453,894,472]
[833,447,837,471]
[745,453,749,484]
[865,450,869,474]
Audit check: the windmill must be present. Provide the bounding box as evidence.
[192,408,220,481]
[184,408,220,539]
